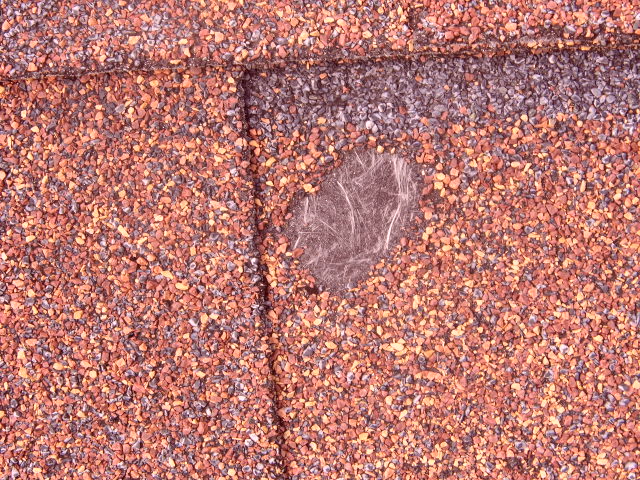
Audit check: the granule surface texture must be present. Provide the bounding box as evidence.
[246,49,640,479]
[1,0,640,79]
[2,2,640,478]
[0,70,283,479]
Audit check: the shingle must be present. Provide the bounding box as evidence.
[1,1,639,79]
[0,69,284,479]
[247,50,640,479]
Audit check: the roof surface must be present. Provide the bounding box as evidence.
[1,2,640,480]
[1,70,284,479]
[246,50,640,479]
[2,0,640,79]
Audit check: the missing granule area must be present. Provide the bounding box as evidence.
[286,149,421,292]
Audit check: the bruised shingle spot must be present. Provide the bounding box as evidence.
[286,149,420,292]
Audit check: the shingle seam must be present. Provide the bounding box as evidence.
[237,70,292,480]
[1,37,639,84]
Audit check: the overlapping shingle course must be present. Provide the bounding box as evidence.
[1,0,639,80]
[2,3,640,480]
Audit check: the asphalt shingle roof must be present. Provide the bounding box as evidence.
[2,0,639,79]
[1,2,640,479]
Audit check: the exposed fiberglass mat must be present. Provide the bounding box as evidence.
[246,50,640,479]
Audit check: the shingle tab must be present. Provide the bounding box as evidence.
[0,69,283,479]
[247,50,640,479]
